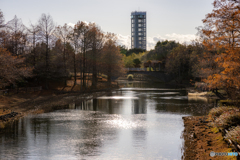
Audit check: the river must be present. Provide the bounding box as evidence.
[0,82,215,160]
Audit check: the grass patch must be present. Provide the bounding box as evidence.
[215,134,224,141]
[225,126,240,144]
[211,127,219,133]
[215,112,240,130]
[208,106,239,120]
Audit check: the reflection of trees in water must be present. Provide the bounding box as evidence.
[0,116,53,158]
[75,113,103,156]
[132,95,147,114]
[74,112,118,157]
[30,117,51,144]
[0,119,29,159]
[188,96,209,103]
[153,97,215,116]
[132,114,147,148]
[96,99,123,114]
[131,94,147,148]
[132,127,147,148]
[74,91,122,114]
[75,100,94,111]
[68,94,120,156]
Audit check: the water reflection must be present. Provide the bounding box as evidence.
[132,97,147,114]
[0,82,216,160]
[74,92,147,115]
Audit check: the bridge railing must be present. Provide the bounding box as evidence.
[125,68,146,71]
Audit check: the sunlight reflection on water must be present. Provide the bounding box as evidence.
[97,96,139,99]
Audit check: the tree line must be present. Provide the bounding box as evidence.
[121,39,205,81]
[0,11,124,90]
[1,0,239,99]
[121,0,240,100]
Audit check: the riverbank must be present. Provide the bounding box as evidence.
[182,116,236,160]
[0,87,119,128]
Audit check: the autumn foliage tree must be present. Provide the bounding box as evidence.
[201,0,240,99]
[88,23,104,89]
[0,10,125,90]
[0,11,32,88]
[0,48,32,88]
[101,33,125,85]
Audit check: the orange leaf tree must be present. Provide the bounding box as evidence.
[101,33,125,85]
[201,0,240,99]
[0,48,32,88]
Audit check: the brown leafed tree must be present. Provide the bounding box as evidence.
[88,23,104,89]
[0,48,32,88]
[38,13,55,73]
[201,0,240,99]
[71,21,91,89]
[69,23,81,86]
[5,15,27,56]
[0,10,4,28]
[101,33,125,85]
[54,24,72,76]
[26,23,40,67]
[0,10,5,46]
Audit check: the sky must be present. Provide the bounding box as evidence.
[1,0,215,50]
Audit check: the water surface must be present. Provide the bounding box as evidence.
[0,82,215,160]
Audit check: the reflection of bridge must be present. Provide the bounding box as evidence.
[125,68,172,82]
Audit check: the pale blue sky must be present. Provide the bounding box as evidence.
[1,0,214,50]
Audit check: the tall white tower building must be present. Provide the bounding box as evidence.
[131,11,146,50]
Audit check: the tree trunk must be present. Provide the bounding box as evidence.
[92,44,97,89]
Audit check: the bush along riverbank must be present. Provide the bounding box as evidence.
[182,106,240,160]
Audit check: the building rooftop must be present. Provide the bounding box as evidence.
[131,11,146,16]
